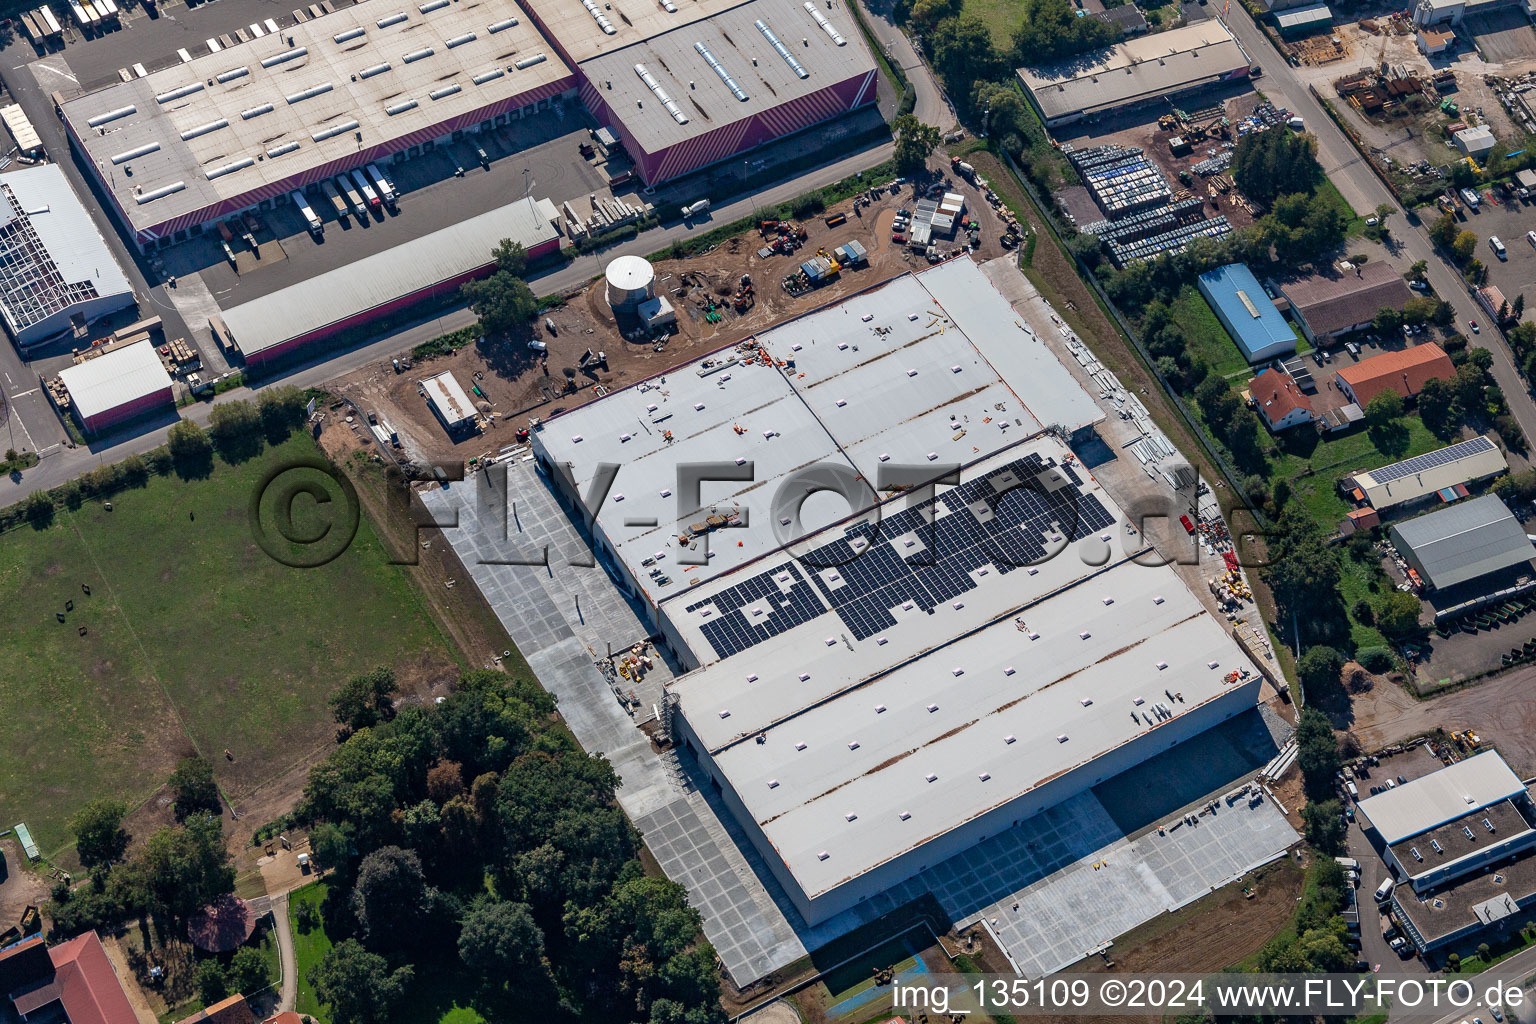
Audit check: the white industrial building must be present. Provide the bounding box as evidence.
[1454,126,1496,159]
[532,258,1105,611]
[661,437,1266,924]
[529,255,1266,927]
[0,164,136,351]
[1347,435,1508,511]
[423,370,477,434]
[55,340,174,433]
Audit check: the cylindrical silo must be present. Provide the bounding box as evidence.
[605,255,655,314]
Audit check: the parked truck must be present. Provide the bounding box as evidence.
[681,198,710,220]
[335,174,365,218]
[949,155,975,180]
[319,178,349,223]
[350,168,382,211]
[364,163,397,209]
[290,191,323,239]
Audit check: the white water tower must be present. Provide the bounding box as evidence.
[605,255,655,314]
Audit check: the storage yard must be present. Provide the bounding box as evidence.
[328,172,1019,465]
[1055,94,1286,265]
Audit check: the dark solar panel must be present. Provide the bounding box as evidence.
[1370,436,1496,485]
[685,453,1116,656]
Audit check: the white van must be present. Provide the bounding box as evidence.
[1490,236,1507,260]
[1335,857,1360,872]
[1375,878,1395,903]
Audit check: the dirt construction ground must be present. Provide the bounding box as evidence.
[328,174,1015,468]
[1347,667,1536,774]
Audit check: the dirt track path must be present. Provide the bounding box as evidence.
[272,893,297,1013]
[1349,668,1536,774]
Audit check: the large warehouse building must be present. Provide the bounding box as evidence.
[1390,494,1535,592]
[62,0,877,246]
[1348,435,1508,512]
[216,195,558,366]
[574,0,878,183]
[1197,263,1296,363]
[532,257,1105,610]
[530,255,1265,927]
[55,339,174,433]
[1017,22,1251,128]
[0,164,136,350]
[61,0,577,249]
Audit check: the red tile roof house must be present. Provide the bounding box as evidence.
[175,994,255,1024]
[1335,343,1455,408]
[5,932,138,1024]
[1248,367,1316,431]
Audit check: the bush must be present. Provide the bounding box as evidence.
[789,192,826,218]
[1357,647,1393,673]
[195,959,227,1004]
[22,491,54,529]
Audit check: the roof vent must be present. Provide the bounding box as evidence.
[261,46,308,68]
[844,812,856,821]
[795,741,806,751]
[1004,666,1015,675]
[376,11,408,27]
[926,703,938,713]
[1004,735,1016,744]
[718,709,730,718]
[359,61,392,78]
[767,779,779,788]
[216,66,251,83]
[333,26,367,43]
[1057,734,1069,743]
[847,741,859,750]
[402,47,435,63]
[817,850,829,860]
[486,15,519,32]
[899,811,911,820]
[925,773,937,783]
[978,771,991,781]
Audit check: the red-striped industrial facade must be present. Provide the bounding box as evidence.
[79,385,174,433]
[239,232,560,367]
[580,69,878,184]
[68,76,577,248]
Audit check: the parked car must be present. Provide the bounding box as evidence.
[1409,279,1428,291]
[1470,320,1480,334]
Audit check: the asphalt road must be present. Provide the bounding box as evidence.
[1218,6,1536,450]
[0,0,953,510]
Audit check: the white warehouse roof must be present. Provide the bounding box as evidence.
[61,0,573,241]
[668,438,1265,904]
[218,196,557,358]
[0,164,135,345]
[57,340,172,422]
[1352,435,1507,511]
[1017,21,1249,124]
[1357,751,1526,845]
[532,259,1102,599]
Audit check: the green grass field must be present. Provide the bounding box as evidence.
[289,883,333,1022]
[1171,285,1252,378]
[959,0,1026,47]
[1271,418,1446,530]
[0,434,457,855]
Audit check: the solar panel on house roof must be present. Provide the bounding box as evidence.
[1370,435,1498,486]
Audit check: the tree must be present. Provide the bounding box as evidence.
[1445,952,1462,971]
[1302,798,1348,855]
[1365,390,1404,428]
[227,945,271,995]
[1417,377,1458,438]
[1231,129,1323,205]
[329,667,399,733]
[1403,296,1439,325]
[458,900,546,978]
[908,0,962,31]
[1297,646,1345,705]
[1452,230,1479,263]
[490,239,527,277]
[257,385,309,444]
[1010,0,1118,65]
[462,271,538,337]
[1515,294,1527,322]
[309,940,413,1024]
[167,419,213,479]
[1409,259,1429,280]
[309,821,351,877]
[129,814,236,921]
[21,491,53,528]
[892,114,941,174]
[70,799,129,868]
[1373,307,1404,333]
[351,846,433,953]
[169,757,221,820]
[1297,707,1340,803]
[195,959,228,1004]
[208,400,265,462]
[1429,214,1459,248]
[1377,590,1423,637]
[1455,360,1488,416]
[1264,506,1342,632]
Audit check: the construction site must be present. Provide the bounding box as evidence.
[327,168,1021,468]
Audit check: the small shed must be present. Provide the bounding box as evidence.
[422,370,477,434]
[0,105,42,156]
[834,240,867,265]
[637,294,676,329]
[13,822,40,860]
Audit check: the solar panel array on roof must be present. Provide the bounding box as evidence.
[686,452,1114,659]
[1371,435,1498,486]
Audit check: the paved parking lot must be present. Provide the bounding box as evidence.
[1466,10,1536,65]
[183,114,612,305]
[1462,196,1536,329]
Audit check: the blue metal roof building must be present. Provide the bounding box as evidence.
[1196,263,1297,364]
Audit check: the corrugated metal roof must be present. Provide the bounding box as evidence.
[1017,22,1248,122]
[0,165,135,342]
[57,340,172,421]
[61,0,572,236]
[1357,751,1526,845]
[1390,494,1534,590]
[219,196,556,356]
[577,0,874,154]
[1197,263,1295,362]
[1274,3,1333,28]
